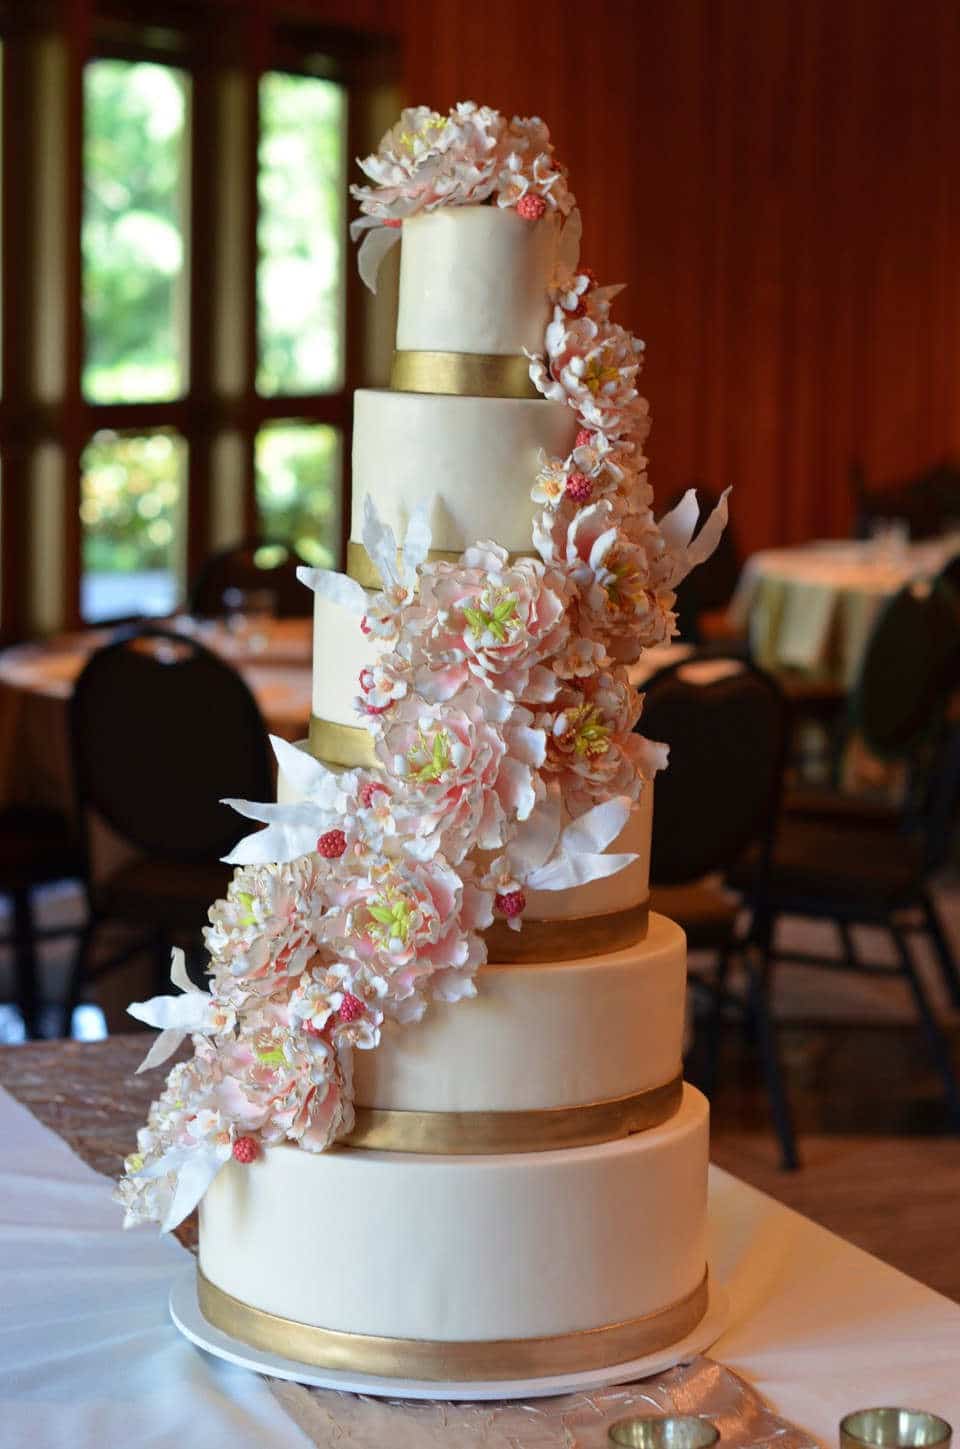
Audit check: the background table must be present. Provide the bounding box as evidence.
[1,1037,958,1446]
[0,617,312,816]
[730,537,960,690]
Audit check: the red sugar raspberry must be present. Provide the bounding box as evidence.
[338,992,365,1023]
[516,193,547,221]
[565,472,593,504]
[317,829,347,859]
[232,1136,259,1164]
[359,781,388,809]
[495,889,526,919]
[575,429,594,449]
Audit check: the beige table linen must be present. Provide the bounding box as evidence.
[730,538,960,690]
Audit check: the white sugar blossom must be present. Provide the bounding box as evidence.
[128,948,236,1074]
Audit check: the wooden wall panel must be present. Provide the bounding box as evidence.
[382,0,960,556]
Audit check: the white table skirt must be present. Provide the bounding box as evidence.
[2,1080,959,1447]
[0,1084,311,1449]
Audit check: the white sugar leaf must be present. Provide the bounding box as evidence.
[356,224,402,294]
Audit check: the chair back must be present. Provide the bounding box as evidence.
[70,628,273,864]
[189,540,310,619]
[852,459,960,541]
[849,579,960,760]
[642,656,788,885]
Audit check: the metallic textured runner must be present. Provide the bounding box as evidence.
[390,348,540,399]
[197,1269,709,1380]
[344,1072,683,1154]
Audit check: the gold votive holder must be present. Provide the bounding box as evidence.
[841,1409,952,1449]
[608,1415,720,1449]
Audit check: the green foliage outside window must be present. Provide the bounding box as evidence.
[82,60,188,403]
[255,425,340,568]
[81,433,185,574]
[258,72,345,396]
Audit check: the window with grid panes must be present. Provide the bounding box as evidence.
[0,5,395,639]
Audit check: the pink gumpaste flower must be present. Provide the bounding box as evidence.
[535,670,650,810]
[355,654,409,717]
[323,856,483,1021]
[374,688,545,865]
[413,544,571,705]
[530,312,650,441]
[203,858,329,987]
[495,116,574,216]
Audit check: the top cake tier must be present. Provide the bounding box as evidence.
[395,205,562,357]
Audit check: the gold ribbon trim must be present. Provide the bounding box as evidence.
[308,714,379,769]
[344,1072,683,1154]
[485,899,650,964]
[345,540,537,591]
[197,1268,709,1380]
[390,349,540,400]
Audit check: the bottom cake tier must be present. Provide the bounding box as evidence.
[197,1085,710,1380]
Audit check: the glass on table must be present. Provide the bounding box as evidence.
[867,517,911,564]
[841,1409,952,1449]
[222,588,277,654]
[608,1417,719,1449]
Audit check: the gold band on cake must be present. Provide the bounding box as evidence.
[485,899,650,963]
[345,540,537,591]
[344,1071,682,1154]
[390,348,540,400]
[308,714,379,768]
[196,1268,708,1379]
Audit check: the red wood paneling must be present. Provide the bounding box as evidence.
[384,0,960,555]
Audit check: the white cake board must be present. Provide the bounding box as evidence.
[169,1267,729,1402]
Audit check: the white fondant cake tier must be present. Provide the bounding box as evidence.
[198,1086,709,1347]
[352,388,576,555]
[353,911,685,1113]
[309,593,381,724]
[396,205,561,356]
[278,745,652,924]
[524,785,652,921]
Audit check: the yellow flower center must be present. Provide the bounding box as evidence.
[562,704,611,760]
[406,726,452,784]
[462,589,519,644]
[582,355,622,396]
[367,888,415,947]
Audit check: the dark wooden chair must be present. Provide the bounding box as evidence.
[731,580,960,1131]
[0,806,84,1038]
[641,655,798,1167]
[189,539,310,619]
[63,628,274,1034]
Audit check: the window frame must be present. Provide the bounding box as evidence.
[0,0,395,638]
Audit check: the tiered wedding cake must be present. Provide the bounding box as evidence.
[117,103,728,1383]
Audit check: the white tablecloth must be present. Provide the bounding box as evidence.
[730,537,960,688]
[0,1084,310,1449]
[2,1080,959,1447]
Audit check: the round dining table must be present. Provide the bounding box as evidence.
[729,535,960,691]
[0,616,313,817]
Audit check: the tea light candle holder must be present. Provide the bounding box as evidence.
[840,1409,952,1449]
[608,1415,720,1449]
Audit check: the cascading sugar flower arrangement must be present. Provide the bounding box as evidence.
[116,102,728,1234]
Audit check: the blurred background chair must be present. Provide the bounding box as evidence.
[189,539,310,619]
[641,654,798,1167]
[63,628,274,1035]
[0,807,83,1038]
[852,459,960,542]
[731,578,960,1131]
